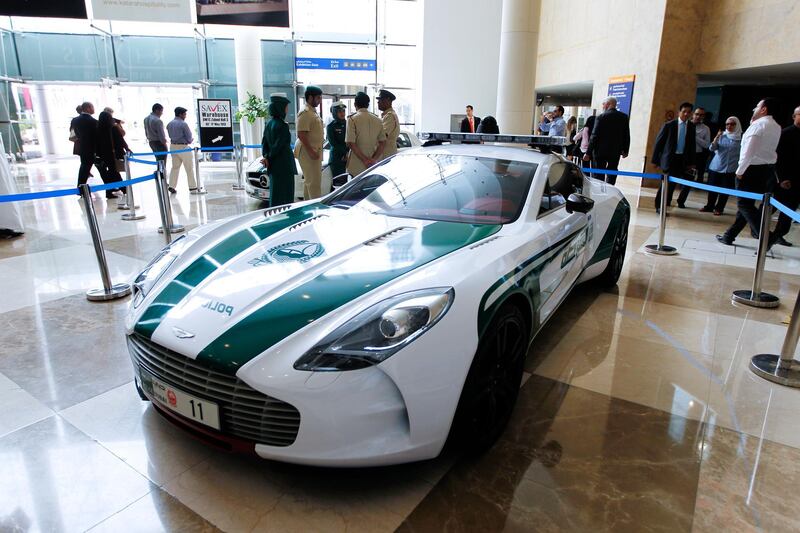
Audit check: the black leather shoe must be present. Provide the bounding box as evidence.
[168,187,177,194]
[777,237,793,247]
[716,234,733,245]
[677,202,686,209]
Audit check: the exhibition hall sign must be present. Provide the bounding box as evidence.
[607,75,636,116]
[197,98,234,151]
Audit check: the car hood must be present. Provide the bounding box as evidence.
[133,203,500,374]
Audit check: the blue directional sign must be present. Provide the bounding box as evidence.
[295,57,376,71]
[607,75,636,116]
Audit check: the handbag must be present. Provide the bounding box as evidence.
[115,159,125,173]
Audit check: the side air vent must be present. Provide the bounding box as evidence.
[469,235,500,249]
[263,205,291,217]
[364,226,414,246]
[288,215,328,231]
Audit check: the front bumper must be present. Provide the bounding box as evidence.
[126,333,443,466]
[245,174,270,201]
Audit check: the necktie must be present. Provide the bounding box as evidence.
[677,121,685,154]
[469,117,474,133]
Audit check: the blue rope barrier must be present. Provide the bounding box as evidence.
[129,147,195,156]
[587,168,662,180]
[0,187,79,203]
[89,173,157,192]
[128,157,159,166]
[770,197,800,224]
[668,176,763,201]
[0,173,156,203]
[242,144,261,149]
[200,146,234,152]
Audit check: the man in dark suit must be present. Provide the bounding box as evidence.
[73,101,99,187]
[651,102,696,213]
[460,105,481,133]
[585,96,630,185]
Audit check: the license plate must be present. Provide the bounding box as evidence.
[138,368,221,430]
[259,189,269,198]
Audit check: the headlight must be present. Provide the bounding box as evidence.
[294,287,454,372]
[132,235,189,307]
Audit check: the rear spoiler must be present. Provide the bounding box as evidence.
[418,132,567,153]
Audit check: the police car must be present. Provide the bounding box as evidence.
[244,129,421,201]
[126,133,629,466]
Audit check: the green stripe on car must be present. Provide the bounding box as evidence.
[586,198,629,267]
[134,204,328,338]
[195,222,501,375]
[477,226,586,337]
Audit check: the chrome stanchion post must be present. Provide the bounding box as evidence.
[732,192,779,308]
[232,145,245,190]
[121,153,145,221]
[645,174,678,255]
[155,160,185,239]
[191,147,207,195]
[154,162,172,244]
[750,289,800,387]
[79,184,131,301]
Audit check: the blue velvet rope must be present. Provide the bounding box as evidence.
[770,197,800,224]
[668,176,763,201]
[0,173,156,203]
[586,168,662,180]
[199,146,234,152]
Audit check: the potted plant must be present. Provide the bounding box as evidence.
[235,92,269,124]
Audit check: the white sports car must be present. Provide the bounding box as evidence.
[126,133,629,467]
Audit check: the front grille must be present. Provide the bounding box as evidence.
[127,334,300,447]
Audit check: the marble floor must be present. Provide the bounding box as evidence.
[1,162,800,532]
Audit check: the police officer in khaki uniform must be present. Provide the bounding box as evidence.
[295,85,325,199]
[377,89,400,160]
[346,91,386,177]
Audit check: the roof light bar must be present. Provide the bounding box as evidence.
[419,132,568,146]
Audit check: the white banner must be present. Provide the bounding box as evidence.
[90,0,193,23]
[198,100,232,129]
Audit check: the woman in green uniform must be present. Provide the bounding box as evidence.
[326,102,348,178]
[261,93,296,207]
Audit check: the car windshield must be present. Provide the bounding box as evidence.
[323,154,537,224]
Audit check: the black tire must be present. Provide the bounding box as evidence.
[596,215,629,287]
[449,303,528,453]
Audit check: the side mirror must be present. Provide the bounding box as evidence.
[566,193,594,214]
[332,173,351,190]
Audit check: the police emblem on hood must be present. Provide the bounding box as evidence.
[248,240,325,266]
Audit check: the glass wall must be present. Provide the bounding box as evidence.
[14,32,114,81]
[0,0,421,158]
[114,35,204,83]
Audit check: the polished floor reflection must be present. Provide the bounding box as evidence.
[1,162,799,532]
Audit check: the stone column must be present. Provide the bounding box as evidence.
[234,28,264,159]
[32,85,56,156]
[495,0,541,134]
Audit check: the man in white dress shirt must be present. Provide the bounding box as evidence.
[717,98,782,245]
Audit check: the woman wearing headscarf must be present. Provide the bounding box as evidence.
[95,111,127,200]
[261,93,296,207]
[326,102,348,179]
[573,115,595,169]
[476,115,499,134]
[700,115,742,215]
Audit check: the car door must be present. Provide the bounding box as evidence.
[536,162,591,323]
